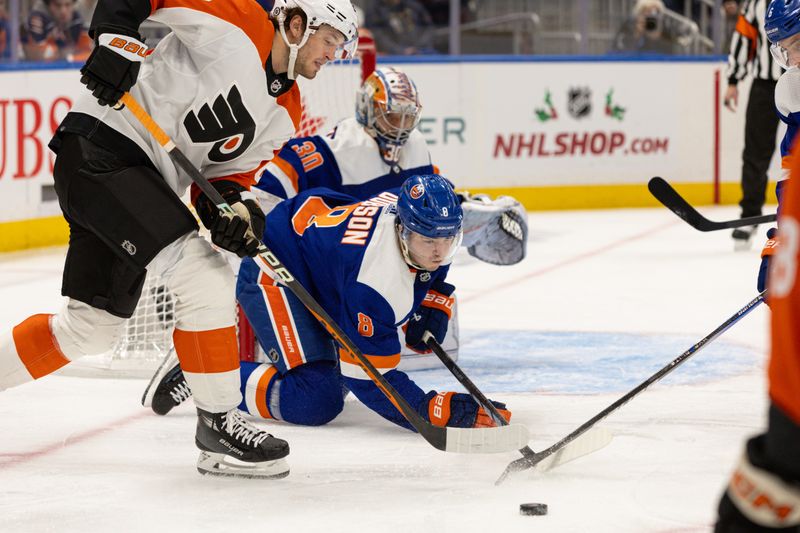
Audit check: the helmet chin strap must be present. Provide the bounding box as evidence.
[277,16,314,80]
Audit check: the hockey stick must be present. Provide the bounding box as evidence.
[495,290,766,485]
[424,333,612,476]
[119,92,529,455]
[648,177,777,231]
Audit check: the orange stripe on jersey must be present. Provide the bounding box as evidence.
[782,154,793,170]
[173,327,240,373]
[432,164,440,175]
[271,154,300,194]
[277,85,303,133]
[12,314,69,379]
[263,285,305,369]
[428,391,455,427]
[338,348,401,371]
[151,0,274,66]
[255,364,278,419]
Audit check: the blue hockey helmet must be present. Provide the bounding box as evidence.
[766,0,800,44]
[396,174,463,270]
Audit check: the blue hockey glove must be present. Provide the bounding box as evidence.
[758,228,779,295]
[404,280,455,353]
[421,391,511,428]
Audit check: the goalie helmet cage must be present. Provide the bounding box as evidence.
[63,51,454,378]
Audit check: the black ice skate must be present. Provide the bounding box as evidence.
[195,408,290,479]
[732,225,758,251]
[141,349,191,415]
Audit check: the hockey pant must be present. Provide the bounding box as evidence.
[0,233,243,412]
[237,260,431,430]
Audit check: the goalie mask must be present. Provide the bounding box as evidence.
[271,0,359,79]
[396,174,463,272]
[356,67,422,167]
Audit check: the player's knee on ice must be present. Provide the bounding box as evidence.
[239,361,344,426]
[278,362,344,426]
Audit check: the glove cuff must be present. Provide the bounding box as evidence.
[421,290,454,319]
[426,391,456,427]
[97,33,149,62]
[761,233,780,259]
[726,451,800,528]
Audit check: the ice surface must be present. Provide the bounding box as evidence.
[0,206,772,532]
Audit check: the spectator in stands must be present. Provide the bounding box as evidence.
[611,0,692,55]
[22,0,92,62]
[721,0,741,45]
[0,0,10,61]
[366,0,437,55]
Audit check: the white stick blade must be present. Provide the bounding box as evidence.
[444,423,530,454]
[537,426,613,472]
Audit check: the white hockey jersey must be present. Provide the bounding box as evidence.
[255,117,436,201]
[66,0,301,198]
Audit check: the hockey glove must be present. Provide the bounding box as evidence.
[195,181,266,258]
[459,192,528,266]
[404,280,455,353]
[422,391,511,428]
[80,25,148,107]
[758,228,779,296]
[716,436,800,531]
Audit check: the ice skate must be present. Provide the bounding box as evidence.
[732,225,758,251]
[195,408,290,479]
[141,349,191,415]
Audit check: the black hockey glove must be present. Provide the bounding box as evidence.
[195,182,266,258]
[715,406,800,531]
[80,25,148,107]
[405,280,455,353]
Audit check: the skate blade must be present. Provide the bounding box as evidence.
[196,451,290,479]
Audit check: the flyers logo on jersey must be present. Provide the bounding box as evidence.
[183,85,256,163]
[409,184,425,200]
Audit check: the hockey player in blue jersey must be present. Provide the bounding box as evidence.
[144,174,511,431]
[255,66,528,267]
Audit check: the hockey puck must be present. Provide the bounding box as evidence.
[519,503,548,516]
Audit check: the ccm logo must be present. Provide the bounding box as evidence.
[108,37,148,58]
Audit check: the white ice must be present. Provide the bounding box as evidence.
[0,206,772,533]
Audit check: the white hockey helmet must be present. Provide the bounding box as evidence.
[271,0,359,79]
[356,67,422,167]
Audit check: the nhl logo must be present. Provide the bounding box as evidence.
[270,79,283,94]
[121,240,137,256]
[567,87,592,119]
[268,348,280,363]
[419,272,431,282]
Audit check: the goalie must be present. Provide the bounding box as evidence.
[255,66,529,267]
[144,175,511,431]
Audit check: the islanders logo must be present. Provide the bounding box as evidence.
[410,184,425,199]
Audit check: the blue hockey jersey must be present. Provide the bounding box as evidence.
[254,117,436,201]
[240,187,451,429]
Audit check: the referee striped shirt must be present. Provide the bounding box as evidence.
[726,0,783,84]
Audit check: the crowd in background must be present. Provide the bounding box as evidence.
[0,0,743,62]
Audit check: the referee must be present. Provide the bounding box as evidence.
[725,0,782,249]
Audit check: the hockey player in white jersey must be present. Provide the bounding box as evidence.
[256,66,529,267]
[0,0,358,479]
